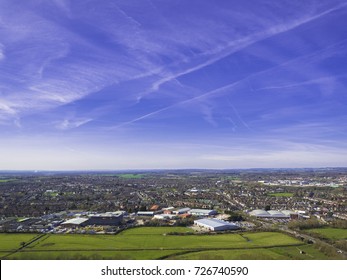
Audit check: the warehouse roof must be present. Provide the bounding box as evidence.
[249,209,270,216]
[249,209,295,218]
[176,207,191,212]
[88,211,123,218]
[195,218,238,228]
[189,209,217,214]
[281,210,296,216]
[61,217,88,225]
[267,210,286,217]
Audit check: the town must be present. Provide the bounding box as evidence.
[0,169,346,230]
[0,169,346,260]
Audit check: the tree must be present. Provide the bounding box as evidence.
[227,211,244,222]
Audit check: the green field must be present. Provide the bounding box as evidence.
[305,227,347,240]
[0,179,16,183]
[117,174,144,179]
[0,234,38,250]
[44,191,59,197]
[119,226,193,235]
[9,250,184,260]
[168,245,333,260]
[0,227,336,260]
[268,192,293,197]
[225,176,240,180]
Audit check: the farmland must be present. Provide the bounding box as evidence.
[0,227,337,260]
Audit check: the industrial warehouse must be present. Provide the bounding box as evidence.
[249,209,298,219]
[194,218,240,231]
[61,211,124,228]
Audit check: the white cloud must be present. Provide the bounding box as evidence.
[136,1,347,100]
[55,118,93,130]
[0,99,17,119]
[0,0,346,135]
[0,43,4,60]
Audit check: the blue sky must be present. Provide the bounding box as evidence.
[1,0,347,170]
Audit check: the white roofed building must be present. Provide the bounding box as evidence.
[249,209,272,218]
[153,214,177,220]
[188,209,218,216]
[267,210,287,218]
[61,217,89,228]
[249,209,296,219]
[194,218,239,231]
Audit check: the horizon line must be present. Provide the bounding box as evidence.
[0,167,347,172]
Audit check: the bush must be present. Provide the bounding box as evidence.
[288,218,323,230]
[314,241,341,258]
[331,219,347,229]
[334,240,347,251]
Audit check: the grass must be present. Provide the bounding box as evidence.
[117,174,144,179]
[225,176,240,180]
[0,227,330,260]
[0,179,16,183]
[119,226,194,235]
[167,245,335,260]
[268,192,293,197]
[44,192,59,197]
[10,250,184,260]
[305,227,347,240]
[0,234,39,251]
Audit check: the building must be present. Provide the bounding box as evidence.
[153,214,177,220]
[267,210,287,218]
[86,212,124,226]
[173,208,191,215]
[149,205,160,211]
[188,209,218,216]
[194,218,239,231]
[137,211,155,216]
[249,209,296,219]
[61,217,89,228]
[161,207,173,214]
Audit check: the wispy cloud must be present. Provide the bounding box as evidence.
[1,0,347,169]
[136,1,347,100]
[1,0,346,126]
[0,99,17,119]
[55,118,93,130]
[0,43,5,61]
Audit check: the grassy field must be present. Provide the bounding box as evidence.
[0,227,335,260]
[0,179,16,183]
[167,245,334,260]
[305,227,347,240]
[117,174,144,179]
[44,191,59,197]
[225,176,240,180]
[268,192,293,197]
[9,250,184,260]
[0,234,38,251]
[119,226,194,235]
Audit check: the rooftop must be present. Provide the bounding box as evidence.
[61,218,88,225]
[195,218,238,228]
